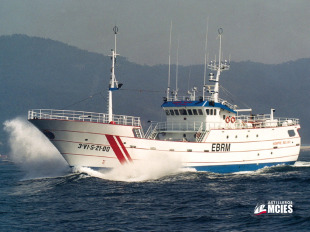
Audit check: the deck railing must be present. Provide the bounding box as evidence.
[236,114,299,128]
[156,121,204,131]
[145,114,299,139]
[28,109,141,127]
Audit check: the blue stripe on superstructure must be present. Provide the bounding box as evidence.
[192,161,295,173]
[161,100,236,113]
[213,102,236,113]
[162,101,205,107]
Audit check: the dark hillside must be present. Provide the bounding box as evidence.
[1,34,309,154]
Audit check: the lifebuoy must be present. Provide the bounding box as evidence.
[225,116,230,123]
[231,117,236,123]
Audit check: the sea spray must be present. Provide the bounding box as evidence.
[3,117,69,179]
[73,153,183,182]
[294,161,310,167]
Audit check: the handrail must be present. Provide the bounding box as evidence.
[146,121,208,133]
[145,123,157,138]
[236,114,299,127]
[144,115,299,134]
[28,109,141,127]
[195,122,205,142]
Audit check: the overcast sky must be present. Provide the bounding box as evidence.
[1,0,310,66]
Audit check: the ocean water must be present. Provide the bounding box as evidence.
[1,118,310,231]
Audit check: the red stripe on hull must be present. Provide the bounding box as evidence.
[115,136,133,162]
[106,135,127,164]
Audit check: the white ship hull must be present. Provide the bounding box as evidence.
[29,116,300,173]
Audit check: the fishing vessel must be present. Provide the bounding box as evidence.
[28,27,301,173]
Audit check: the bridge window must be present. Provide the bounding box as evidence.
[180,109,187,115]
[193,109,198,115]
[165,110,170,115]
[206,108,217,115]
[198,109,203,115]
[170,109,175,115]
[288,130,295,137]
[174,109,180,115]
[187,109,193,115]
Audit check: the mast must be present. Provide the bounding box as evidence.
[213,28,222,103]
[167,21,172,100]
[208,28,230,103]
[203,18,209,101]
[175,37,179,100]
[108,26,120,122]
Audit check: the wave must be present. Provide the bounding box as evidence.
[72,153,183,182]
[75,159,310,182]
[293,161,310,167]
[3,117,70,179]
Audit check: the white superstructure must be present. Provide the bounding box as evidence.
[28,27,301,173]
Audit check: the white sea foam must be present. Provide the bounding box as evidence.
[3,117,69,179]
[293,161,310,167]
[73,153,183,182]
[232,170,256,175]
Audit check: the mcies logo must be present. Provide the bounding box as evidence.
[254,201,293,215]
[254,203,267,215]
